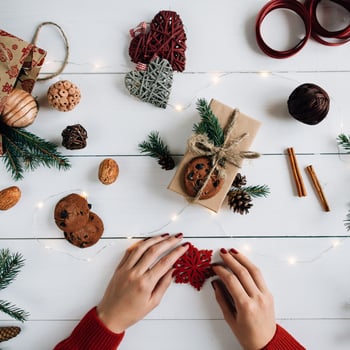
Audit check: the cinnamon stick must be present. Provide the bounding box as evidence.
[306,165,330,212]
[286,147,307,197]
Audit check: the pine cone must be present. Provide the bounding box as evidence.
[232,173,247,188]
[0,326,21,342]
[227,189,253,215]
[158,155,175,170]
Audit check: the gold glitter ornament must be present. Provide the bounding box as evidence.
[0,89,38,128]
[47,80,81,112]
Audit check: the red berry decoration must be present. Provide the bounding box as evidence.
[173,243,214,291]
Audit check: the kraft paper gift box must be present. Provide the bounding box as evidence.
[168,98,261,212]
[0,29,46,100]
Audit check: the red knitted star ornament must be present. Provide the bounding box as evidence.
[173,243,214,291]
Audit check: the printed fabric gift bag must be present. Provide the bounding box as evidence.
[0,29,46,100]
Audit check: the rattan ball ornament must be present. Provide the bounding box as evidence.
[0,89,38,128]
[287,83,330,125]
[47,80,81,112]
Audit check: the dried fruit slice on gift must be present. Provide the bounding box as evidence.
[173,243,214,291]
[168,98,261,212]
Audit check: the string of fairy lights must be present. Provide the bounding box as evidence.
[30,59,350,264]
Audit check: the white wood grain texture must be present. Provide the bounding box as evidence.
[1,238,350,320]
[19,71,350,155]
[1,238,350,349]
[1,0,349,73]
[1,0,350,349]
[0,155,349,237]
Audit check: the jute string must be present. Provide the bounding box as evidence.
[0,22,69,79]
[187,109,260,201]
[32,21,70,81]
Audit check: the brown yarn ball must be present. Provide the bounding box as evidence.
[287,83,330,125]
[0,89,38,127]
[61,124,88,150]
[47,80,81,112]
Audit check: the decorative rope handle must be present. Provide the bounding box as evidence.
[32,21,70,81]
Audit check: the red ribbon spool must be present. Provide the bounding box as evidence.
[255,0,312,58]
[305,0,350,46]
[256,0,350,58]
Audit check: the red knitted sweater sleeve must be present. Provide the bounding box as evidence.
[262,324,306,350]
[54,307,125,350]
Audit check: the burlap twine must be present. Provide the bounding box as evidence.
[0,21,69,80]
[187,109,260,202]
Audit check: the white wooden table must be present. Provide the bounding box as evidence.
[1,1,350,349]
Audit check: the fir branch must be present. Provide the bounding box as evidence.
[1,123,71,180]
[138,131,171,159]
[0,300,29,322]
[241,185,270,198]
[0,249,25,291]
[337,134,350,152]
[193,98,224,147]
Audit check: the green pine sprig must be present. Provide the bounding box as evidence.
[337,134,350,152]
[193,98,224,147]
[0,249,25,291]
[0,249,29,322]
[138,131,175,170]
[138,131,170,159]
[0,123,71,181]
[240,185,270,198]
[0,300,29,322]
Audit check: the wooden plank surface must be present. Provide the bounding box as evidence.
[1,0,350,349]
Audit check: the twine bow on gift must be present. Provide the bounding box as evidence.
[187,109,260,201]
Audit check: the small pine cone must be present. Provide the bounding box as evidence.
[228,189,253,215]
[158,155,175,170]
[232,173,247,188]
[0,326,21,342]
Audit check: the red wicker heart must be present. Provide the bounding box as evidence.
[129,10,187,72]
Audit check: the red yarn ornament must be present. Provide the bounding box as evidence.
[173,243,214,291]
[129,10,187,72]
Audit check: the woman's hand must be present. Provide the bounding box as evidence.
[97,233,188,334]
[212,248,276,350]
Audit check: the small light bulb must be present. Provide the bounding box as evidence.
[171,214,178,221]
[37,201,44,209]
[211,74,221,85]
[288,257,297,265]
[80,191,88,199]
[259,70,270,78]
[332,240,340,248]
[242,245,251,253]
[175,104,183,112]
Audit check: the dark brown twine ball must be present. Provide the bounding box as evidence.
[287,83,330,125]
[61,124,88,150]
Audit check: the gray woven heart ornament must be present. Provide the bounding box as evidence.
[125,57,173,109]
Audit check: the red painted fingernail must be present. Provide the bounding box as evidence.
[161,233,170,237]
[182,242,190,247]
[230,248,239,254]
[175,233,183,238]
[143,237,151,241]
[220,248,227,254]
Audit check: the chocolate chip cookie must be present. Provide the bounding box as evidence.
[54,193,90,231]
[183,156,224,200]
[64,212,104,248]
